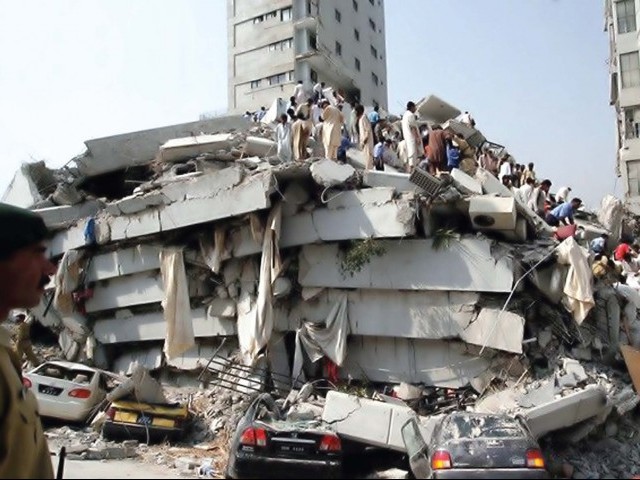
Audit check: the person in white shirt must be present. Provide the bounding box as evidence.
[498,158,512,182]
[528,179,552,217]
[275,114,293,163]
[556,186,572,204]
[516,177,535,205]
[401,101,420,168]
[293,80,306,105]
[313,82,325,103]
[460,111,476,127]
[311,103,323,125]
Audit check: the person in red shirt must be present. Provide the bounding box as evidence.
[614,243,633,262]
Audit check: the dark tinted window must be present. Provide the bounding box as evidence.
[440,415,525,441]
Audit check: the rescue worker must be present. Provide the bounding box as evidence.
[13,312,40,367]
[0,202,56,478]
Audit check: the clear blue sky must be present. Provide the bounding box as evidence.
[0,0,617,208]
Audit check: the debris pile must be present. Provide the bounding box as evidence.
[5,94,640,476]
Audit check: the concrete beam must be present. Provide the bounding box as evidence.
[362,170,417,193]
[524,387,608,439]
[416,95,461,124]
[94,308,237,344]
[74,115,250,177]
[340,336,493,389]
[49,223,86,258]
[309,159,356,187]
[451,168,483,194]
[87,245,161,281]
[275,289,479,340]
[167,340,237,370]
[298,239,514,292]
[112,345,163,375]
[461,309,525,354]
[105,193,171,216]
[159,134,235,163]
[85,272,164,313]
[35,200,104,230]
[322,391,417,452]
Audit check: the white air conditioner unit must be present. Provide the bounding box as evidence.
[469,197,517,231]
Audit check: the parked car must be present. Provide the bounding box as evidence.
[401,412,549,479]
[23,360,107,423]
[226,393,343,479]
[102,399,191,443]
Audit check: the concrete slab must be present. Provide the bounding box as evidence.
[73,115,249,177]
[298,239,514,292]
[93,308,237,344]
[451,168,483,195]
[35,201,104,229]
[106,193,170,216]
[159,134,235,163]
[275,289,479,340]
[363,170,417,192]
[461,309,525,354]
[326,188,395,209]
[530,264,568,304]
[476,168,513,197]
[244,136,277,157]
[469,197,517,231]
[280,201,416,246]
[321,391,416,452]
[87,245,161,281]
[112,345,163,375]
[340,336,493,389]
[415,95,461,124]
[621,345,640,394]
[207,298,237,317]
[49,223,87,258]
[524,387,608,439]
[1,163,46,208]
[309,159,356,187]
[85,272,164,313]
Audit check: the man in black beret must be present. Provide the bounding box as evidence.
[0,203,56,478]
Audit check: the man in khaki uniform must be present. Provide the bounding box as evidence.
[13,313,40,367]
[0,203,56,479]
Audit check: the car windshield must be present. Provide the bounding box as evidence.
[34,364,95,384]
[441,415,524,440]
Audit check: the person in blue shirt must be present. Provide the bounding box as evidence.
[445,139,461,171]
[337,134,355,163]
[373,139,392,171]
[545,198,582,227]
[590,233,609,254]
[368,106,381,143]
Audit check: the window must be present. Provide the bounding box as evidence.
[617,0,637,34]
[250,79,262,89]
[369,0,375,4]
[268,73,287,85]
[353,0,359,11]
[266,11,278,20]
[287,71,294,82]
[310,69,318,83]
[369,18,376,31]
[621,51,640,88]
[628,160,640,196]
[372,72,379,85]
[371,45,378,58]
[253,15,264,24]
[281,7,292,21]
[625,107,640,139]
[355,57,361,71]
[335,41,342,56]
[268,43,278,52]
[335,8,342,22]
[282,38,293,49]
[354,28,360,41]
[309,33,317,50]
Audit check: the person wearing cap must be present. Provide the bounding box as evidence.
[0,203,56,478]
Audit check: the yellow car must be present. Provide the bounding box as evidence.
[102,400,191,443]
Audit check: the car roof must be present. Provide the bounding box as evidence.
[31,360,100,373]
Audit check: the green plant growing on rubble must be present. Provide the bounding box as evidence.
[432,228,461,251]
[340,238,387,278]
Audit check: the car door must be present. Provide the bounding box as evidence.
[401,418,432,479]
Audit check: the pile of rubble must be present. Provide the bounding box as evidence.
[6,94,640,477]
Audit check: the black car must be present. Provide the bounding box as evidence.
[226,393,343,479]
[401,412,549,479]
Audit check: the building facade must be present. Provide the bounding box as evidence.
[227,0,388,114]
[607,0,640,213]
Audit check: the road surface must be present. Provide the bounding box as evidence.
[51,458,190,479]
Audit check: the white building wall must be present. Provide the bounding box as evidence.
[609,0,640,213]
[228,0,388,113]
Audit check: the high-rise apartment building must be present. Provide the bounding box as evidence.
[227,0,388,114]
[606,0,640,213]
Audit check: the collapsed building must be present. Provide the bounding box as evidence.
[4,95,640,475]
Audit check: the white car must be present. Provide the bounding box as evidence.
[23,360,107,423]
